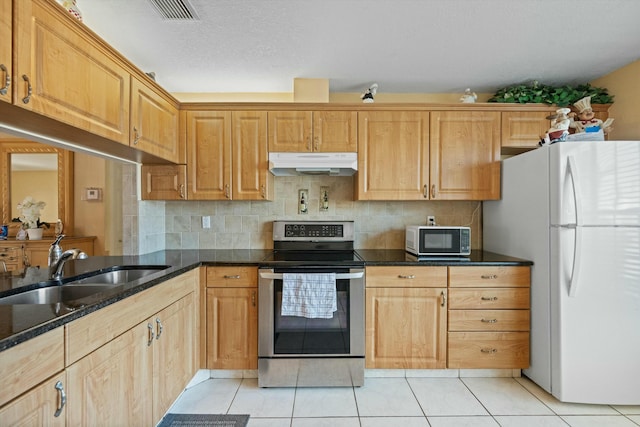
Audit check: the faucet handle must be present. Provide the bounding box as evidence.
[52,234,65,246]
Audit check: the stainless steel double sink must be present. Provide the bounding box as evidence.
[0,265,170,305]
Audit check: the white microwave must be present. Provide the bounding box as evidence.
[405,226,471,256]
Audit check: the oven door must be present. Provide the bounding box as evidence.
[258,267,365,358]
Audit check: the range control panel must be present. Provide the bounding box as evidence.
[273,221,354,241]
[284,224,343,238]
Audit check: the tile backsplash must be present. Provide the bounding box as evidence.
[122,166,482,254]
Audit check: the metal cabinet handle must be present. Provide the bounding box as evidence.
[480,348,498,354]
[481,274,498,280]
[0,64,10,95]
[147,322,155,346]
[440,291,446,307]
[54,381,66,417]
[224,184,230,199]
[398,274,415,279]
[423,185,428,199]
[22,74,32,104]
[260,184,266,199]
[431,184,436,198]
[314,136,319,151]
[252,291,256,307]
[155,318,163,340]
[224,275,241,279]
[481,296,498,301]
[179,184,185,199]
[307,136,312,151]
[133,127,141,145]
[481,318,498,323]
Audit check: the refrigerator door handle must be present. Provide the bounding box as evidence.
[566,155,583,227]
[567,224,583,297]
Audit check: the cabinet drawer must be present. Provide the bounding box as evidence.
[449,266,530,288]
[448,288,529,309]
[206,266,257,287]
[366,266,447,288]
[448,310,530,331]
[448,332,529,369]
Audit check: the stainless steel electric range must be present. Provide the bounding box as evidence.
[258,220,365,387]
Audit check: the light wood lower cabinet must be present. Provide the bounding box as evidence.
[0,372,66,427]
[205,266,258,369]
[365,266,447,369]
[447,266,531,369]
[66,270,198,425]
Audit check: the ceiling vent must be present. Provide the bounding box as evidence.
[147,0,199,20]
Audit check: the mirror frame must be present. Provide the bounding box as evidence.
[1,141,74,237]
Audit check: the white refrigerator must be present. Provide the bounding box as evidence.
[484,140,640,404]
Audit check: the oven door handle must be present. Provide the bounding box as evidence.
[259,271,364,280]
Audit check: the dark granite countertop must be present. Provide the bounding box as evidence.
[0,249,530,352]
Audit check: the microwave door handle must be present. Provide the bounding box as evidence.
[259,272,364,280]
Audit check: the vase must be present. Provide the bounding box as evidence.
[27,228,44,240]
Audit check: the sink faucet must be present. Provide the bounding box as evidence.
[49,234,65,267]
[50,248,88,280]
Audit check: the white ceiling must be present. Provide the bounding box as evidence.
[77,0,640,95]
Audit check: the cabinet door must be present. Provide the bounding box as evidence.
[186,111,232,200]
[141,164,187,200]
[0,372,66,427]
[206,287,258,369]
[430,111,501,200]
[130,77,180,162]
[232,111,272,200]
[66,321,154,426]
[0,0,11,104]
[356,111,430,200]
[501,111,549,150]
[13,0,130,144]
[153,292,197,421]
[268,111,313,152]
[313,111,357,152]
[366,287,447,369]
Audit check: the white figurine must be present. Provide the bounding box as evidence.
[460,88,477,103]
[361,83,378,103]
[539,108,571,146]
[568,96,614,134]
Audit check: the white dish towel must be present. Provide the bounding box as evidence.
[281,273,337,319]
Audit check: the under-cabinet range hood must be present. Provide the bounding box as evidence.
[268,152,358,176]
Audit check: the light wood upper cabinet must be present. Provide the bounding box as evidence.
[356,111,430,200]
[268,111,357,152]
[13,0,130,144]
[184,110,271,201]
[186,110,232,200]
[430,111,501,200]
[130,76,180,162]
[233,111,272,200]
[0,0,11,104]
[141,164,187,200]
[501,111,550,151]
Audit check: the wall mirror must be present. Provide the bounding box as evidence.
[0,141,74,237]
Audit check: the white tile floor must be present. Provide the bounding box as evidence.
[168,375,640,427]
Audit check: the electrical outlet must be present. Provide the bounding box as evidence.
[320,186,329,211]
[298,189,309,214]
[427,215,436,226]
[202,215,211,228]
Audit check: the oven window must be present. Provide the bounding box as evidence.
[273,279,350,354]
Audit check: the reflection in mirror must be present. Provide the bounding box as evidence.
[10,153,59,223]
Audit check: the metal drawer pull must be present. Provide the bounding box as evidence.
[259,272,364,280]
[155,318,163,340]
[147,323,155,346]
[22,74,32,104]
[179,184,185,199]
[481,274,498,279]
[481,296,498,301]
[398,274,415,279]
[224,275,241,279]
[481,348,498,354]
[0,64,9,95]
[481,318,498,323]
[440,291,446,307]
[54,381,66,417]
